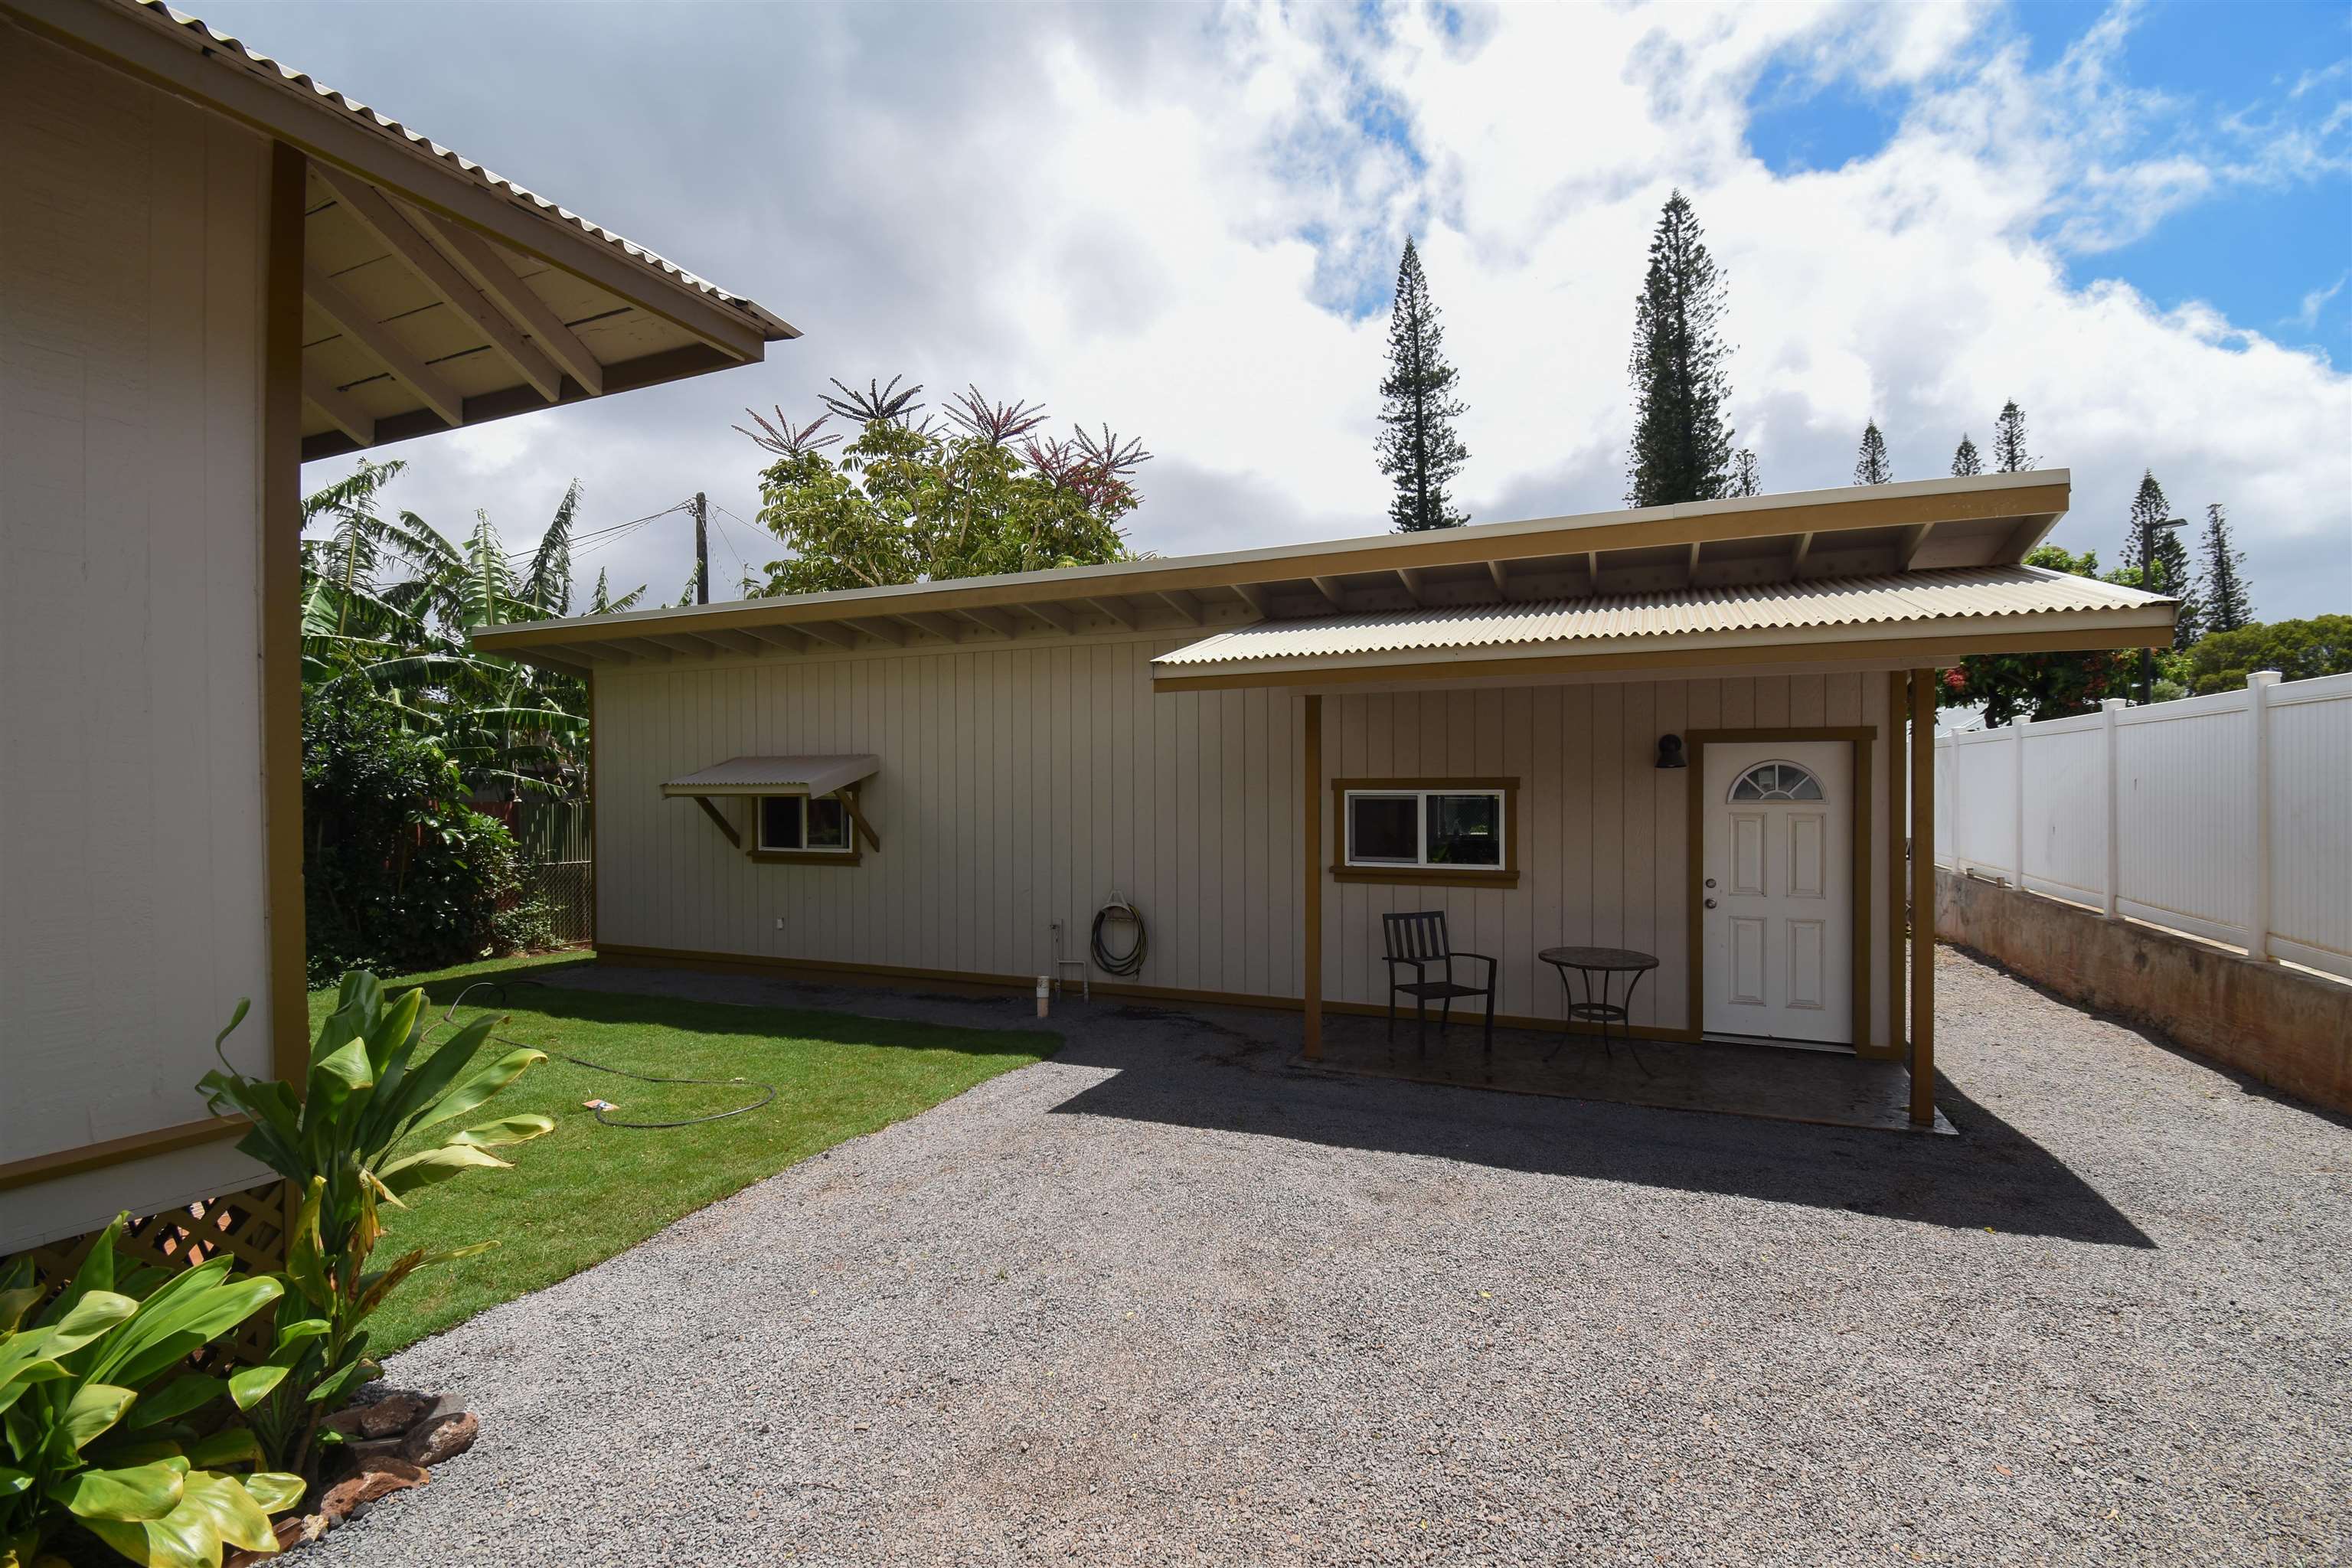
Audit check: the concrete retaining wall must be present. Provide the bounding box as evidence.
[1935,868,2352,1117]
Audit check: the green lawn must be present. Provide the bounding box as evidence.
[305,952,1055,1354]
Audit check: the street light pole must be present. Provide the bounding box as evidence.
[2138,514,2187,704]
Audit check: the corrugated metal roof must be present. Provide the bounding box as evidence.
[662,755,879,798]
[128,0,790,338]
[1155,567,2170,668]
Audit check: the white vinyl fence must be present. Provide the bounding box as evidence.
[1929,670,2352,982]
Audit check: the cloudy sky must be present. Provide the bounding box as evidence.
[212,0,2350,618]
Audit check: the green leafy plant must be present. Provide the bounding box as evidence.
[0,1218,305,1568]
[196,974,554,1479]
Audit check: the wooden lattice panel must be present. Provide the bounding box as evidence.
[3,1179,291,1361]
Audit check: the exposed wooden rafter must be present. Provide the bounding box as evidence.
[1021,600,1076,635]
[903,611,965,642]
[303,263,465,427]
[1089,597,1138,630]
[1896,521,1936,570]
[577,639,658,664]
[1157,590,1204,626]
[1395,567,1427,606]
[698,628,766,655]
[1486,560,1512,601]
[848,618,906,648]
[315,167,564,402]
[301,368,374,446]
[1684,541,1701,586]
[740,625,808,653]
[796,621,859,651]
[1997,517,2047,563]
[1232,582,1270,617]
[644,633,718,661]
[422,210,608,397]
[1791,532,1814,575]
[956,605,1018,638]
[1310,575,1348,611]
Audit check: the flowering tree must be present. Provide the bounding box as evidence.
[737,378,1147,595]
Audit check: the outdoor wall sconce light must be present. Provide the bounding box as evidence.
[1655,733,1687,769]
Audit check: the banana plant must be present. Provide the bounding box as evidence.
[0,1218,304,1568]
[196,973,554,1478]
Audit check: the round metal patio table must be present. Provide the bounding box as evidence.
[1537,946,1658,1067]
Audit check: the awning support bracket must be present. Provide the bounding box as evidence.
[691,795,740,848]
[841,785,881,853]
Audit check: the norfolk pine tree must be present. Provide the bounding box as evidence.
[1376,237,1472,531]
[1951,435,1983,477]
[2118,469,2203,649]
[1625,191,1736,508]
[1852,420,1892,485]
[1731,449,1761,497]
[2198,503,2254,633]
[1991,400,2034,472]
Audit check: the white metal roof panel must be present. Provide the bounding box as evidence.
[1154,567,2169,669]
[662,755,879,798]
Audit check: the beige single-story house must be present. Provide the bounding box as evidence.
[0,0,791,1254]
[474,470,2177,1125]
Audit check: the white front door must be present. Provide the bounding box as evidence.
[1701,740,1853,1044]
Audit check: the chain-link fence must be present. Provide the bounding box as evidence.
[513,799,593,947]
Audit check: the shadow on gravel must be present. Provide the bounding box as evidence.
[1048,1038,2155,1249]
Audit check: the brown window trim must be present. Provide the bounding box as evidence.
[1329,776,1521,888]
[748,847,864,867]
[747,792,864,866]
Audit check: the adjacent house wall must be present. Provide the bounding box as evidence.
[594,635,1899,1047]
[0,32,274,1250]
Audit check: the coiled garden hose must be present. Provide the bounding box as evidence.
[1089,897,1147,978]
[441,979,777,1129]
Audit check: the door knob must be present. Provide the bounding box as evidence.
[1704,897,1718,910]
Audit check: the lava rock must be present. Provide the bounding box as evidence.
[357,1392,430,1438]
[400,1409,479,1467]
[321,1457,430,1522]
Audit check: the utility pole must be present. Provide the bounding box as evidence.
[693,491,709,605]
[2138,514,2186,704]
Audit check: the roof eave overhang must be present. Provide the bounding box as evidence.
[472,473,2075,659]
[4,0,793,361]
[1148,609,2176,693]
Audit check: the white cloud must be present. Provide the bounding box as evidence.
[2292,273,2349,331]
[235,0,2349,619]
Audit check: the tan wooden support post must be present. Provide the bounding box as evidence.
[263,142,310,1086]
[1909,668,1936,1125]
[1886,672,1909,1058]
[1303,694,1324,1060]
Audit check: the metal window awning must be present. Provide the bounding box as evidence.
[660,755,880,799]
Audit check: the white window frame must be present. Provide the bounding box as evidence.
[755,792,856,855]
[1341,786,1508,874]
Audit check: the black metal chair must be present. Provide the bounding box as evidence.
[1381,911,1497,1056]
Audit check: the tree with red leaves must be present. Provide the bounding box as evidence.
[737,381,1148,595]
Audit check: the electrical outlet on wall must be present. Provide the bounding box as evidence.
[774,916,786,931]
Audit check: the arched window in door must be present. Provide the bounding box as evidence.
[1728,761,1824,802]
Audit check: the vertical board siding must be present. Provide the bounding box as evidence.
[598,639,1302,997]
[599,658,1902,1043]
[1,39,271,1168]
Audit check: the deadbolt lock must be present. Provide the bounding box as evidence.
[1704,877,1717,888]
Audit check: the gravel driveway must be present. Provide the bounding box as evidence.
[325,949,2349,1566]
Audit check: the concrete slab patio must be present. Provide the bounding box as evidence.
[322,949,2349,1566]
[1301,1012,1956,1134]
